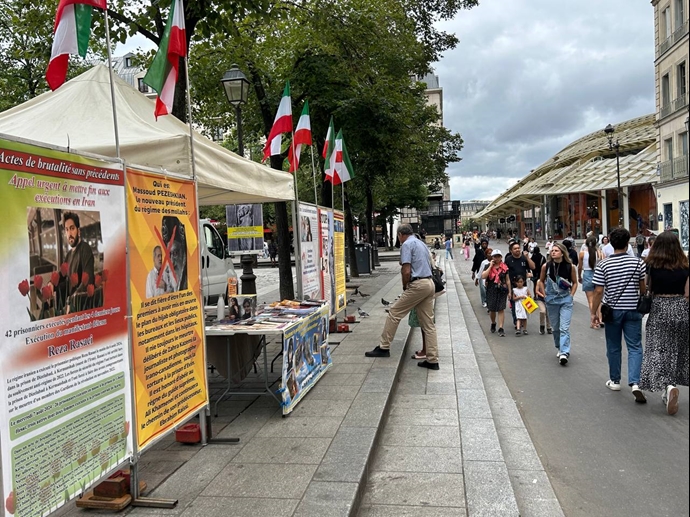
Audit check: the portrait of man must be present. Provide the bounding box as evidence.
[146,245,175,298]
[63,211,95,296]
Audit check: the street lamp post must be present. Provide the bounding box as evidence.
[604,124,624,227]
[221,65,256,294]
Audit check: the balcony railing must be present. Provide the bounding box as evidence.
[657,21,688,57]
[659,94,687,120]
[659,155,689,183]
[657,36,672,56]
[660,101,673,118]
[672,20,689,45]
[673,93,688,112]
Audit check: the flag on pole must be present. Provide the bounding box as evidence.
[46,0,107,90]
[287,101,312,173]
[263,82,292,162]
[324,122,337,183]
[332,129,354,185]
[143,0,186,119]
[322,116,334,159]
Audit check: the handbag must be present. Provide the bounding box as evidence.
[431,267,445,293]
[521,296,539,314]
[636,274,652,314]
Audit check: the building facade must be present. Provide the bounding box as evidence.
[652,0,689,250]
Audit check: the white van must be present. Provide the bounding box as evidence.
[199,218,238,305]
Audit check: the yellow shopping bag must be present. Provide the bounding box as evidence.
[522,296,538,314]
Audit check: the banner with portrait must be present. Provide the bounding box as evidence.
[126,168,207,451]
[297,202,322,300]
[281,304,332,415]
[318,208,335,313]
[0,137,133,517]
[333,210,347,314]
[226,203,263,254]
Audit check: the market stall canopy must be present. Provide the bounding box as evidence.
[0,65,294,205]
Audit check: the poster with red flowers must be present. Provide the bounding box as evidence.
[0,137,133,517]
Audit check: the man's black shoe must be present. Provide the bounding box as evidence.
[417,360,440,370]
[365,346,390,358]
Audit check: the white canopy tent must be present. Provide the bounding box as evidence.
[0,65,294,205]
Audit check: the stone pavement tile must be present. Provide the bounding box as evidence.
[214,407,280,441]
[464,461,519,517]
[313,447,368,483]
[509,470,565,517]
[330,352,376,363]
[328,363,372,374]
[425,371,455,383]
[496,426,544,471]
[425,382,456,394]
[201,463,317,499]
[361,471,465,507]
[459,418,503,462]
[292,481,359,517]
[481,375,514,400]
[453,353,478,368]
[329,425,378,453]
[231,437,331,465]
[256,416,343,438]
[317,372,368,386]
[358,504,466,516]
[385,406,458,427]
[341,392,388,427]
[287,398,353,418]
[457,389,491,418]
[454,367,483,390]
[372,445,463,473]
[370,357,399,369]
[128,445,242,515]
[490,397,526,429]
[380,425,461,448]
[178,496,299,517]
[360,369,398,393]
[391,394,457,409]
[301,384,358,402]
[394,376,431,395]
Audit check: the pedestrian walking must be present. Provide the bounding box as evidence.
[365,224,439,370]
[482,249,510,337]
[474,247,492,308]
[591,227,647,403]
[504,241,535,332]
[268,240,278,266]
[530,246,552,335]
[463,238,471,260]
[635,233,646,257]
[563,239,579,266]
[641,234,656,259]
[638,231,689,415]
[511,276,531,335]
[445,235,454,260]
[536,243,577,365]
[579,235,604,328]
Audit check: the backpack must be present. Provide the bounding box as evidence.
[636,235,645,246]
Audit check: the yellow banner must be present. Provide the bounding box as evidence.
[334,211,346,313]
[227,225,263,239]
[126,168,207,450]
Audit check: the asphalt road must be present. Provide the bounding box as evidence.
[454,255,689,517]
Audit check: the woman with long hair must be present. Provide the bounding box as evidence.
[482,249,511,337]
[639,231,689,415]
[530,246,552,335]
[579,236,604,328]
[536,243,578,365]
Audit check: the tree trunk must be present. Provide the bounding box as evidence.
[321,175,333,208]
[365,185,375,271]
[344,190,359,277]
[388,216,394,250]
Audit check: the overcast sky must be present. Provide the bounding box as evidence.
[435,0,655,201]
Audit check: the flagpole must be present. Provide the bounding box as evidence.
[310,145,318,206]
[183,55,197,180]
[103,11,121,158]
[291,127,304,298]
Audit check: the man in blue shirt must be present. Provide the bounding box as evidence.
[365,224,439,369]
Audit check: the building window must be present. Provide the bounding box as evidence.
[663,6,672,38]
[678,61,687,98]
[681,131,689,156]
[662,73,671,106]
[138,78,148,93]
[125,56,132,68]
[664,137,674,160]
[674,0,684,32]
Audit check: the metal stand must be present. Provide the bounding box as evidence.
[241,254,257,294]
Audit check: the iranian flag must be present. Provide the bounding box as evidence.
[143,0,186,119]
[287,101,312,173]
[262,82,292,162]
[324,120,337,183]
[332,129,354,185]
[322,116,334,159]
[46,0,107,91]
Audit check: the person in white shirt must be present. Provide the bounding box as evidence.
[602,241,635,259]
[146,246,175,298]
[641,235,656,258]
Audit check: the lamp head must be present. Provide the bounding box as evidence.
[221,64,250,106]
[604,124,616,149]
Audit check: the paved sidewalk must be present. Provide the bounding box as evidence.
[52,256,562,517]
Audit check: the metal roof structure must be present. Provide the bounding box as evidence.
[475,114,658,219]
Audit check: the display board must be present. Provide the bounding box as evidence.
[318,208,334,313]
[298,203,321,300]
[126,168,207,451]
[280,305,332,415]
[225,203,263,254]
[0,138,133,517]
[333,210,347,314]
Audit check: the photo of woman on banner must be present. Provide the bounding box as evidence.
[161,216,187,291]
[284,337,299,400]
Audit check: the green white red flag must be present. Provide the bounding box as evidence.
[287,101,312,173]
[143,0,186,119]
[46,0,107,90]
[322,116,334,159]
[263,82,292,162]
[332,129,354,185]
[324,120,337,183]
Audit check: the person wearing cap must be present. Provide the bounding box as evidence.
[482,249,511,337]
[505,241,536,331]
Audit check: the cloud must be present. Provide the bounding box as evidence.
[435,0,655,201]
